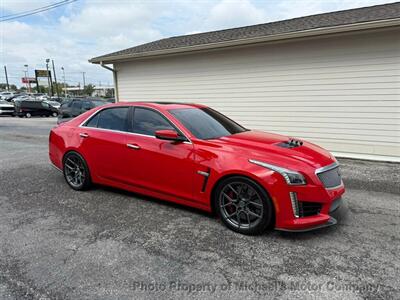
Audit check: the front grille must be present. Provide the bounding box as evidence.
[317,166,342,188]
[298,201,322,217]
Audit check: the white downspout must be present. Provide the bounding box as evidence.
[100,61,119,102]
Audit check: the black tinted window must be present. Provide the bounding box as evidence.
[82,101,92,110]
[170,107,246,140]
[85,113,99,128]
[133,108,174,136]
[71,101,82,109]
[97,107,129,131]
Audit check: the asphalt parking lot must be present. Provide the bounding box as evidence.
[0,116,399,299]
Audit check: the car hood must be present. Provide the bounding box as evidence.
[215,130,335,170]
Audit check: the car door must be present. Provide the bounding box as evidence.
[124,107,196,202]
[40,102,51,115]
[77,107,132,183]
[31,102,42,116]
[70,100,82,117]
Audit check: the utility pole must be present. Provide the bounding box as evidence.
[82,72,86,95]
[52,60,60,98]
[61,67,67,97]
[24,64,31,93]
[45,59,51,96]
[4,66,10,91]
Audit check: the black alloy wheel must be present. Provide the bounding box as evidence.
[215,176,273,235]
[63,152,91,190]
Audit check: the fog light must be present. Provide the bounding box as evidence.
[290,192,299,218]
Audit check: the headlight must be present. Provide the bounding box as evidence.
[249,159,306,185]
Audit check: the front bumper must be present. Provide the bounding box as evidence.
[267,177,345,231]
[275,197,344,232]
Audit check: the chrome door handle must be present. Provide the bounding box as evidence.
[127,143,140,150]
[80,133,89,138]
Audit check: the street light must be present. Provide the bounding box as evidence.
[23,64,28,92]
[61,67,67,97]
[45,58,52,96]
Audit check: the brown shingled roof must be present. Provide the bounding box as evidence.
[90,2,400,63]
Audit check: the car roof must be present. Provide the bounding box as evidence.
[110,101,206,110]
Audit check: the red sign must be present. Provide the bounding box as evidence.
[22,77,36,84]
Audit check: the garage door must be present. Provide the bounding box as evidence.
[116,28,400,161]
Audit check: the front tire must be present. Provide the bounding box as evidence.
[215,176,273,235]
[25,112,32,118]
[52,112,58,117]
[63,151,92,190]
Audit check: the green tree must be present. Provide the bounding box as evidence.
[0,83,17,91]
[83,84,95,96]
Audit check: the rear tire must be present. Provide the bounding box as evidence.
[214,176,273,235]
[52,112,58,117]
[25,113,31,118]
[63,151,92,191]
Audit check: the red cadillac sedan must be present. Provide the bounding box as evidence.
[49,102,345,235]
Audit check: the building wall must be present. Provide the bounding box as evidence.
[115,28,400,161]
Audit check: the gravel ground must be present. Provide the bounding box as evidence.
[0,116,399,300]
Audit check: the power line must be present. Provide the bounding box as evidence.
[0,0,78,22]
[1,0,72,19]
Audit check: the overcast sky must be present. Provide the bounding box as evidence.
[0,0,394,87]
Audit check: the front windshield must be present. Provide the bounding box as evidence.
[169,107,247,140]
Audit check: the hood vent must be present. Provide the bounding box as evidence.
[276,139,303,149]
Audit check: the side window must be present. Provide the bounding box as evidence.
[60,102,69,109]
[96,107,129,132]
[82,101,92,110]
[85,113,99,128]
[71,101,82,110]
[41,102,49,108]
[133,107,174,136]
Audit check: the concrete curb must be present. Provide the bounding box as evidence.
[338,158,400,195]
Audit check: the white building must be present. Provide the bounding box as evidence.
[90,3,400,162]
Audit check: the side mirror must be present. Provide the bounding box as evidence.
[155,129,186,142]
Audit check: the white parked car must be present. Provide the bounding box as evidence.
[0,91,16,100]
[0,100,15,115]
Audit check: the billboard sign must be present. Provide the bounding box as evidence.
[35,69,51,77]
[21,77,36,84]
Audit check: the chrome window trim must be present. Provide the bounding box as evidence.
[78,105,192,144]
[315,161,339,175]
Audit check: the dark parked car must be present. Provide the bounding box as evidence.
[14,100,59,118]
[57,98,107,123]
